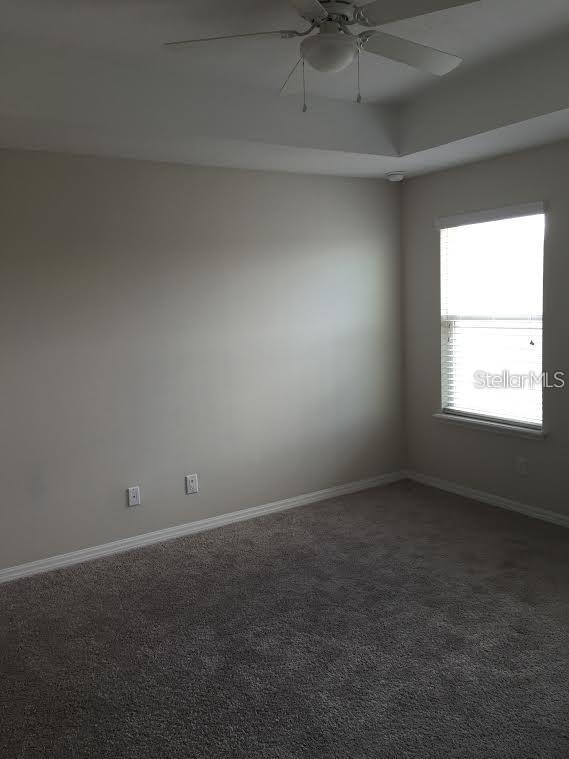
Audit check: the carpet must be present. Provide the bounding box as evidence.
[1,480,569,758]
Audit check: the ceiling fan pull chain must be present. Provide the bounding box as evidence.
[302,58,308,112]
[356,48,362,104]
[302,59,308,113]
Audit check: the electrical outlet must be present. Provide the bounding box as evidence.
[515,457,529,476]
[185,474,199,495]
[127,486,141,507]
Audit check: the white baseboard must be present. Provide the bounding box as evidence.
[404,470,569,530]
[0,471,405,585]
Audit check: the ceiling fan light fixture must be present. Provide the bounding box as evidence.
[300,29,357,73]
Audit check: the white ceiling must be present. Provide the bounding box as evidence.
[1,0,569,176]
[2,0,569,103]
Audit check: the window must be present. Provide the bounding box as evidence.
[439,205,545,430]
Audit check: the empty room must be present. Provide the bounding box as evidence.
[1,0,569,756]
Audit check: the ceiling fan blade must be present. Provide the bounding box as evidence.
[361,30,462,75]
[356,0,479,26]
[289,0,328,22]
[165,30,294,47]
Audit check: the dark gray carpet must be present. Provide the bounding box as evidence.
[2,481,569,758]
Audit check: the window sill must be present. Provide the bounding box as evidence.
[433,412,547,439]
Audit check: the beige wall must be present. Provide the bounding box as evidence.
[403,141,569,518]
[8,139,565,572]
[0,150,403,569]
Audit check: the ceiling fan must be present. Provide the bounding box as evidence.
[165,0,479,82]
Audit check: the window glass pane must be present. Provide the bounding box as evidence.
[443,215,544,319]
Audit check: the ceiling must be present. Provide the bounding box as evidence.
[3,0,569,103]
[1,0,569,176]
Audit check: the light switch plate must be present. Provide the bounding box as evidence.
[185,474,199,495]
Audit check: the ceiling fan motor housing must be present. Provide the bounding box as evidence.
[319,1,355,21]
[300,21,357,72]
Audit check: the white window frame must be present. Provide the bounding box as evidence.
[435,202,546,438]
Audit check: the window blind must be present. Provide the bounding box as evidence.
[440,211,545,429]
